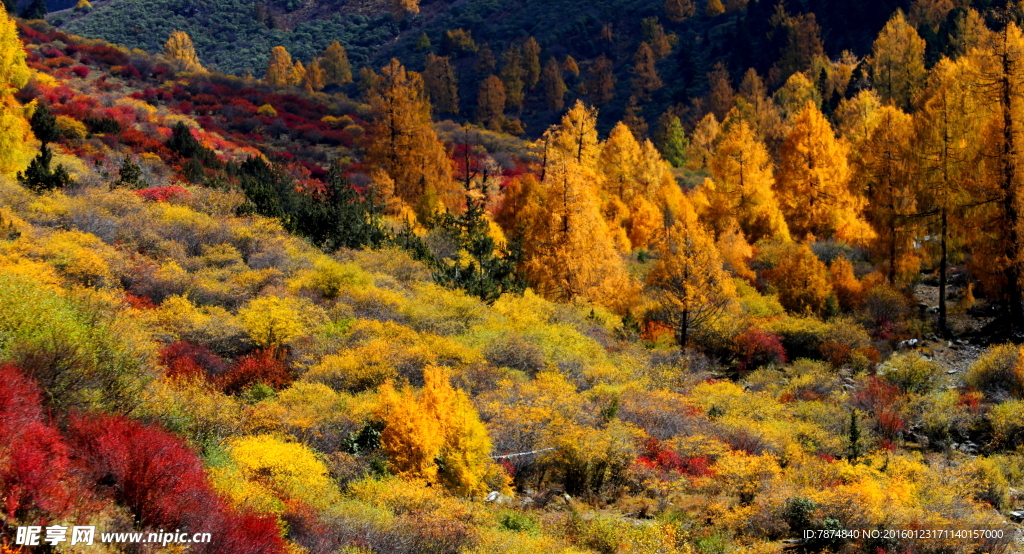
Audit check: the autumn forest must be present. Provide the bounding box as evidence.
[0,0,1023,552]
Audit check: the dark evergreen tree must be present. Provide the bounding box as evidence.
[18,144,73,193]
[429,195,525,304]
[114,157,147,189]
[19,0,47,19]
[167,121,217,165]
[30,103,60,145]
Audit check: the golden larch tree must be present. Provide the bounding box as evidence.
[631,42,663,99]
[542,56,567,111]
[389,0,419,19]
[598,122,642,199]
[547,100,601,169]
[523,37,542,89]
[265,46,293,87]
[289,60,306,86]
[476,75,506,130]
[585,55,616,106]
[915,56,982,334]
[525,151,633,307]
[764,241,834,315]
[366,59,458,217]
[856,105,920,284]
[320,41,353,86]
[699,120,790,243]
[423,53,459,115]
[163,30,203,72]
[500,45,526,112]
[776,101,872,243]
[966,22,1024,328]
[664,0,695,22]
[869,10,927,110]
[0,2,35,178]
[302,58,326,92]
[646,208,736,347]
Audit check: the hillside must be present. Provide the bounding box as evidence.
[49,0,918,133]
[4,1,1024,553]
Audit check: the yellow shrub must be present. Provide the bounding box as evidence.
[237,295,327,349]
[287,257,372,299]
[257,103,278,117]
[966,343,1024,399]
[55,115,87,141]
[991,400,1024,447]
[216,434,341,514]
[33,229,115,287]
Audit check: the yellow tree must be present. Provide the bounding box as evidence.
[765,241,834,315]
[320,40,353,86]
[857,105,919,284]
[967,22,1024,329]
[526,150,633,307]
[423,53,459,115]
[734,68,782,143]
[366,59,457,215]
[0,3,35,178]
[500,45,526,112]
[597,122,642,199]
[706,62,735,122]
[664,0,695,22]
[585,55,616,106]
[869,10,927,110]
[378,380,445,482]
[476,74,505,129]
[523,37,542,89]
[776,101,872,242]
[687,112,720,171]
[379,366,509,496]
[542,56,567,111]
[389,0,419,19]
[421,367,508,496]
[646,209,736,347]
[163,30,203,72]
[302,58,326,92]
[915,57,982,335]
[547,100,601,168]
[700,119,789,242]
[265,46,293,87]
[631,42,663,99]
[289,60,306,86]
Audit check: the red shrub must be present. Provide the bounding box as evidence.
[158,341,227,379]
[125,291,157,310]
[219,350,292,394]
[734,328,787,371]
[0,365,89,519]
[71,65,90,78]
[135,186,192,202]
[878,409,905,440]
[852,377,902,414]
[67,414,286,554]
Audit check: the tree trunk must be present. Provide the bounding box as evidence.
[939,207,949,337]
[1001,39,1024,330]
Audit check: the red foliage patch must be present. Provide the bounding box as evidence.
[67,413,286,554]
[71,65,90,78]
[134,186,191,202]
[158,341,228,380]
[734,328,787,371]
[852,376,903,414]
[0,365,91,520]
[125,291,157,310]
[218,349,293,394]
